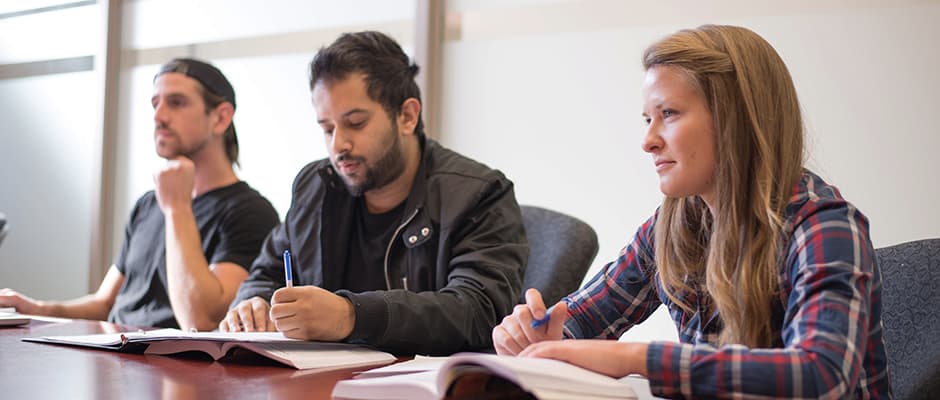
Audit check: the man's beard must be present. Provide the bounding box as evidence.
[336,125,406,197]
[155,125,209,160]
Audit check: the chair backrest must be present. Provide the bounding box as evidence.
[876,238,940,400]
[519,205,599,306]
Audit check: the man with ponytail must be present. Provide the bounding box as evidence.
[494,25,891,398]
[222,31,527,356]
[1,58,280,332]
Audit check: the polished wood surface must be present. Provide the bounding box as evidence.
[0,318,378,400]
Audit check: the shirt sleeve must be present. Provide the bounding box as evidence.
[563,213,662,340]
[645,201,877,399]
[206,195,279,271]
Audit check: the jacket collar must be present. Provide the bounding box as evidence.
[319,133,432,207]
[317,135,436,273]
[398,135,434,248]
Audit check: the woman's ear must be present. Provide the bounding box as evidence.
[397,98,421,136]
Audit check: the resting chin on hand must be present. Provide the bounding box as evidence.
[269,286,355,341]
[153,156,196,214]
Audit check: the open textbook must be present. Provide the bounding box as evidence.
[0,308,30,327]
[23,328,395,371]
[333,353,638,400]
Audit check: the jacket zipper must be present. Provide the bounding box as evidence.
[384,208,420,290]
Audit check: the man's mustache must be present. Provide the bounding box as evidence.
[335,153,365,163]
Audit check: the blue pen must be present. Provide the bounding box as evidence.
[283,249,293,288]
[530,305,555,329]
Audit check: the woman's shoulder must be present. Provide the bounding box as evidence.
[783,169,869,234]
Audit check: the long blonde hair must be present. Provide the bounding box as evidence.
[644,25,804,347]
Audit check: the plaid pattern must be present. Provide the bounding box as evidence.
[563,171,892,399]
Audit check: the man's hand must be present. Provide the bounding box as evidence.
[492,288,568,355]
[0,288,45,315]
[153,156,196,213]
[220,297,274,332]
[269,286,355,341]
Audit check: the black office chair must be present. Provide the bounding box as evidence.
[0,212,7,248]
[519,205,599,306]
[876,238,940,400]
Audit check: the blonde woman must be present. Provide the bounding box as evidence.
[493,25,892,399]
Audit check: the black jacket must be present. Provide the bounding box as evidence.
[234,137,527,355]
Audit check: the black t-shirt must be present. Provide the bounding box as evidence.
[342,198,406,293]
[108,181,279,328]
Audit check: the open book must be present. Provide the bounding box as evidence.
[333,353,638,400]
[24,328,395,371]
[0,308,30,327]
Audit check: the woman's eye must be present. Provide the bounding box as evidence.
[662,109,676,118]
[643,117,651,125]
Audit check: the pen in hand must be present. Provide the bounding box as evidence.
[530,305,555,329]
[283,249,293,288]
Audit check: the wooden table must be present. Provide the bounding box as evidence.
[0,318,376,399]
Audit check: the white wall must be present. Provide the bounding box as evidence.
[0,71,98,299]
[0,4,97,64]
[0,4,100,300]
[439,1,940,342]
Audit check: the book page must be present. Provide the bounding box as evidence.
[439,353,637,400]
[25,328,395,371]
[140,332,395,370]
[176,331,298,342]
[0,309,30,326]
[26,328,183,347]
[332,370,439,400]
[144,339,227,360]
[354,355,449,378]
[239,341,396,371]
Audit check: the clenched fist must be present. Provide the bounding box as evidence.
[154,156,196,213]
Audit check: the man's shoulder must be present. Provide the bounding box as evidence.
[424,139,508,184]
[130,190,159,214]
[212,181,261,201]
[291,158,333,194]
[122,190,161,230]
[214,182,279,219]
[136,189,158,203]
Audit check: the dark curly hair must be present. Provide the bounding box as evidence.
[309,31,424,136]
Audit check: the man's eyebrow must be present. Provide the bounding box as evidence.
[341,108,369,118]
[319,108,369,124]
[152,92,188,102]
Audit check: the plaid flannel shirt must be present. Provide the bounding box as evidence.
[563,170,892,399]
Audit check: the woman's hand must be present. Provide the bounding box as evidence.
[520,339,650,378]
[492,288,568,355]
